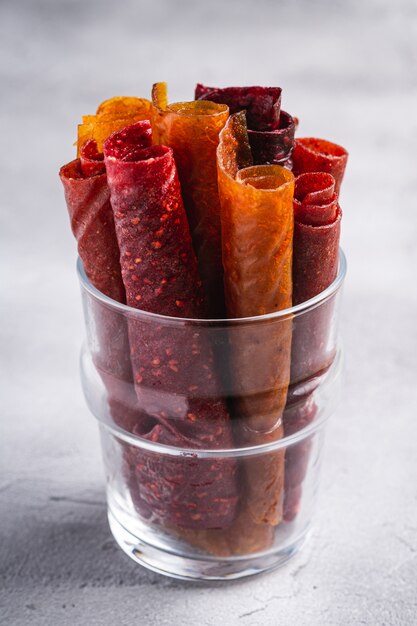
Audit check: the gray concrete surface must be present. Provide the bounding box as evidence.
[1,0,416,624]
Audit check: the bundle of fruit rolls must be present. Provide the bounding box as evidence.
[152,82,229,317]
[60,84,348,554]
[102,121,239,529]
[195,83,296,167]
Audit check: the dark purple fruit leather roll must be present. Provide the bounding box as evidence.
[195,83,296,167]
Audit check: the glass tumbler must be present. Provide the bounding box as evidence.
[78,250,346,581]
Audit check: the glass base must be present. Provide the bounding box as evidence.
[108,508,310,581]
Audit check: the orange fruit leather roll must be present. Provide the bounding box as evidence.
[151,82,229,317]
[217,111,294,529]
[180,113,295,556]
[77,96,152,155]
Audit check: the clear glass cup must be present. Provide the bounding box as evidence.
[78,250,346,581]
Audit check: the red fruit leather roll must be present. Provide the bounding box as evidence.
[292,138,348,195]
[283,171,342,521]
[291,171,341,381]
[103,121,238,530]
[59,141,139,429]
[283,396,317,521]
[195,83,296,167]
[60,140,125,303]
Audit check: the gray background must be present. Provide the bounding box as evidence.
[1,0,416,624]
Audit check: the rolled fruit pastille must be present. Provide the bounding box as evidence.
[195,83,296,167]
[292,137,348,195]
[60,140,124,302]
[151,82,229,317]
[291,171,342,379]
[103,121,239,529]
[77,96,152,155]
[217,111,294,528]
[177,112,294,557]
[284,171,343,521]
[59,140,140,430]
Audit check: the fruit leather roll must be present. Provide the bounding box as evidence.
[59,140,139,429]
[103,121,238,529]
[283,172,342,521]
[77,96,152,155]
[151,82,229,317]
[292,137,348,195]
[290,171,342,383]
[282,395,317,521]
[218,112,294,527]
[195,83,296,167]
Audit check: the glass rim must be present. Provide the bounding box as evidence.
[77,247,346,326]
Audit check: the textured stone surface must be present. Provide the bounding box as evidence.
[1,0,416,624]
